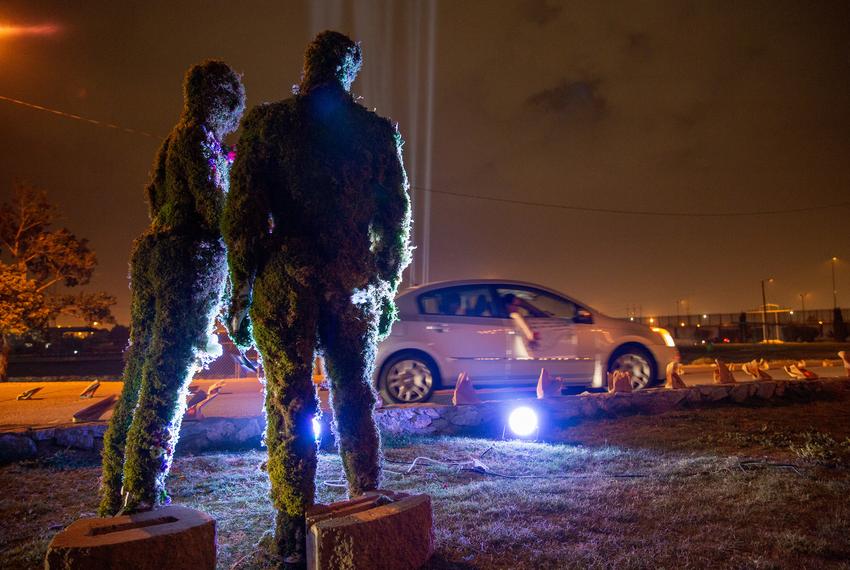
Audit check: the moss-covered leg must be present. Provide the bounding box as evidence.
[251,256,320,564]
[99,234,157,516]
[121,235,226,512]
[319,294,383,496]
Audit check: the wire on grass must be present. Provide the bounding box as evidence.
[460,466,647,479]
[386,452,648,480]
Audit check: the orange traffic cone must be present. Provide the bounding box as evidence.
[839,351,850,378]
[452,372,482,405]
[607,370,633,393]
[713,359,736,384]
[536,368,561,399]
[665,361,687,389]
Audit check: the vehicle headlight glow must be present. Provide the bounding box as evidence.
[508,406,538,437]
[651,327,676,348]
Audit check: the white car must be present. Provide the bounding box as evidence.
[374,279,678,403]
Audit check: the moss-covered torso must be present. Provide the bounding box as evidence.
[226,84,409,298]
[148,123,227,238]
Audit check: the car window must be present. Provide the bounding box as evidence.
[495,287,577,319]
[418,286,498,317]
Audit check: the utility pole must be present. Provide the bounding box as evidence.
[761,279,772,342]
[799,292,807,322]
[673,299,679,338]
[832,257,838,309]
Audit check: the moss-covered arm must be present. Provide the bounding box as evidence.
[373,123,412,338]
[221,106,276,346]
[145,136,171,221]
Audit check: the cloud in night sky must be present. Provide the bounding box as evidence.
[525,78,606,121]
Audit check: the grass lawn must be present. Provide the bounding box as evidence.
[2,394,849,569]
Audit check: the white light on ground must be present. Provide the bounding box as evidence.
[312,417,322,440]
[508,406,538,437]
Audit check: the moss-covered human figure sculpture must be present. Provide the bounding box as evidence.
[223,31,411,564]
[99,60,245,516]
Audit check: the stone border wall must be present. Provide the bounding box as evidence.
[376,378,850,436]
[2,378,848,462]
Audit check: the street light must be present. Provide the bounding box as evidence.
[761,278,773,342]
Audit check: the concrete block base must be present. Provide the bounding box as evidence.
[45,505,215,570]
[306,490,433,570]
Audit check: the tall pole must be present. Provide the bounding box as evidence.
[832,257,838,309]
[761,279,769,342]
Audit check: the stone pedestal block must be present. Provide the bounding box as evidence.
[45,505,215,570]
[306,490,433,570]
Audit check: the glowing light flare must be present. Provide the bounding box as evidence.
[0,23,60,38]
[312,417,322,440]
[508,406,538,437]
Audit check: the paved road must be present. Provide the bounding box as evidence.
[1,365,845,429]
[0,379,264,429]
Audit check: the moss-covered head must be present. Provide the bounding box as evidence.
[183,60,246,137]
[301,30,362,93]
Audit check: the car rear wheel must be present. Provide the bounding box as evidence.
[379,352,438,404]
[609,346,656,391]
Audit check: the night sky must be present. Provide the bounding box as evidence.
[2,0,849,325]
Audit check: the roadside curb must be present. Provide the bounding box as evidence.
[1,378,848,461]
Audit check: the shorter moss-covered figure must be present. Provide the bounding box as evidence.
[223,31,411,565]
[99,60,245,516]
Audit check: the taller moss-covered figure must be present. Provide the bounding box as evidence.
[99,61,245,516]
[223,31,411,564]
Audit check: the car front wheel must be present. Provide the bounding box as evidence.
[609,346,656,391]
[379,352,438,404]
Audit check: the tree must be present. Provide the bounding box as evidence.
[0,265,51,378]
[0,183,116,379]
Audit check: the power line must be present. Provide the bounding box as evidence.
[0,94,159,139]
[3,92,846,219]
[412,186,850,218]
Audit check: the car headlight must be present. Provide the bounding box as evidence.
[651,327,676,347]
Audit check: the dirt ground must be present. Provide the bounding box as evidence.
[1,394,849,569]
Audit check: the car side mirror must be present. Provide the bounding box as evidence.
[573,309,593,325]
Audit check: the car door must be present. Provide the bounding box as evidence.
[495,286,596,384]
[415,285,511,385]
